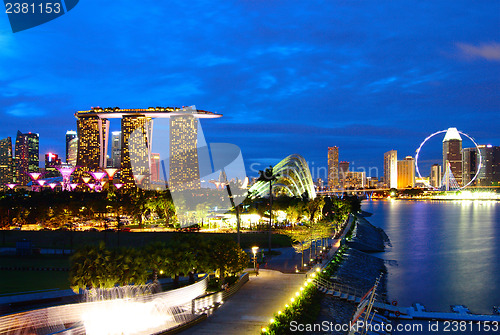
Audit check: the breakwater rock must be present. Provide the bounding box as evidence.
[346,215,389,252]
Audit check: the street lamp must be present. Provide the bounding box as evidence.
[252,246,259,273]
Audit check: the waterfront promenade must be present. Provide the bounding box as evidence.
[180,269,305,335]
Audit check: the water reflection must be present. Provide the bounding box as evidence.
[363,200,500,314]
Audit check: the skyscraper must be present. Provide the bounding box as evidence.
[169,112,200,191]
[327,146,339,190]
[430,164,442,188]
[442,127,462,186]
[150,153,161,183]
[67,138,78,166]
[463,145,499,186]
[111,131,122,168]
[44,152,61,178]
[0,137,14,185]
[15,131,29,185]
[384,150,397,189]
[397,156,415,189]
[338,161,349,189]
[74,114,109,178]
[65,130,77,163]
[121,115,153,190]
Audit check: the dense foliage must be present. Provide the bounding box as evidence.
[69,236,249,292]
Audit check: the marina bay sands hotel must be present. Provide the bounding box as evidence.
[74,106,222,191]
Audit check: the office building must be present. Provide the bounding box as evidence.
[327,146,339,190]
[442,127,462,186]
[430,164,441,188]
[65,130,77,163]
[384,150,397,188]
[67,138,78,166]
[111,131,122,168]
[397,156,415,189]
[150,153,161,183]
[45,152,61,177]
[338,161,349,189]
[0,137,14,185]
[344,171,366,189]
[463,145,500,186]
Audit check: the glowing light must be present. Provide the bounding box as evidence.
[432,191,500,200]
[87,183,95,190]
[82,177,91,184]
[49,183,57,189]
[57,166,75,177]
[295,292,300,297]
[70,183,78,190]
[91,171,107,181]
[29,172,42,181]
[262,328,267,333]
[6,183,16,189]
[270,318,275,323]
[134,174,146,184]
[278,310,282,315]
[37,180,46,186]
[104,168,119,179]
[114,183,123,189]
[290,297,295,302]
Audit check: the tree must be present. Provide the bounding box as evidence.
[163,240,195,287]
[70,242,115,292]
[207,238,249,284]
[281,225,312,271]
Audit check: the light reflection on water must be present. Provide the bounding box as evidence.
[362,200,500,315]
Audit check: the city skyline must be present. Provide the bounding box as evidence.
[0,1,498,179]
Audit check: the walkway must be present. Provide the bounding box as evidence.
[180,270,305,335]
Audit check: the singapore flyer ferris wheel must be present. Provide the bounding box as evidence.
[415,128,482,191]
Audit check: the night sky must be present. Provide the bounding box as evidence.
[1,1,498,180]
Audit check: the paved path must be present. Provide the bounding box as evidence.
[180,270,306,335]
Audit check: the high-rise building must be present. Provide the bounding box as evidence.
[65,130,77,163]
[430,164,442,188]
[74,114,109,182]
[442,127,462,186]
[111,131,122,168]
[492,146,500,185]
[169,113,200,191]
[397,156,415,189]
[327,146,339,190]
[25,132,39,174]
[344,171,365,189]
[463,145,499,186]
[44,152,61,177]
[67,138,78,166]
[338,161,349,189]
[15,131,29,185]
[384,150,397,189]
[121,115,153,190]
[0,137,14,186]
[150,153,161,183]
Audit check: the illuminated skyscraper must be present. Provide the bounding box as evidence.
[44,152,61,178]
[397,156,415,188]
[442,127,462,186]
[338,161,349,189]
[111,131,122,168]
[430,164,442,188]
[121,115,152,190]
[67,138,78,166]
[0,137,14,185]
[75,114,109,172]
[15,131,29,185]
[150,153,160,182]
[327,146,339,190]
[65,130,77,162]
[384,150,397,188]
[169,113,200,191]
[25,132,39,174]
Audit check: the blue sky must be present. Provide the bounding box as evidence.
[0,0,499,179]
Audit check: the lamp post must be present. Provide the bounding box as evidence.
[252,246,259,273]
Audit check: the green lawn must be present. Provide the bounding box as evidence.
[0,230,292,250]
[0,271,70,295]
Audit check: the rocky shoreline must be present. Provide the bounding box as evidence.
[314,214,390,334]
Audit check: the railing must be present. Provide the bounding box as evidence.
[314,276,365,299]
[192,272,249,314]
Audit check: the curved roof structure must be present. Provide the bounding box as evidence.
[75,105,222,119]
[249,154,316,199]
